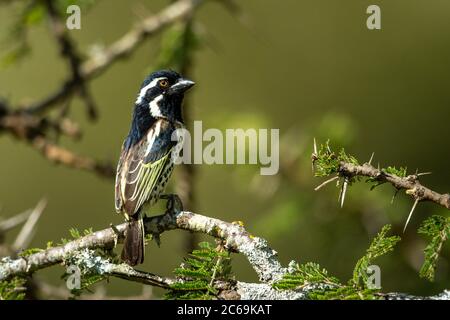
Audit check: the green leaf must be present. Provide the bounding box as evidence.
[384,166,407,178]
[18,247,44,257]
[69,227,81,239]
[0,277,27,300]
[166,242,233,300]
[313,141,359,177]
[352,225,400,288]
[418,215,450,281]
[273,262,340,290]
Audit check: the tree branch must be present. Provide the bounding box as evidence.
[0,0,206,179]
[26,0,204,115]
[1,209,448,300]
[0,210,285,283]
[338,162,450,210]
[31,136,114,178]
[43,0,97,119]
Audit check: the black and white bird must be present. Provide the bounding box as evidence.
[115,70,195,266]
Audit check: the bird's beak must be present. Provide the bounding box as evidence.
[167,78,195,95]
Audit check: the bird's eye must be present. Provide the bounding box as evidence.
[159,79,169,88]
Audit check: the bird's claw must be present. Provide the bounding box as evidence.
[152,233,161,247]
[160,194,183,215]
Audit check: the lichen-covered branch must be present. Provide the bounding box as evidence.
[0,210,285,284]
[65,249,175,289]
[1,209,448,300]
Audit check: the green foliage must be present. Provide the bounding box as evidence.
[274,225,400,299]
[165,242,233,300]
[0,277,26,300]
[384,166,407,178]
[59,227,112,298]
[10,227,93,258]
[313,140,359,177]
[418,215,450,281]
[61,272,105,298]
[18,247,44,257]
[273,262,339,290]
[60,227,93,245]
[69,227,93,239]
[351,225,400,288]
[314,140,409,184]
[367,166,408,190]
[62,247,115,298]
[273,262,381,300]
[314,141,449,285]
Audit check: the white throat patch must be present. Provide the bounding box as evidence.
[149,94,164,118]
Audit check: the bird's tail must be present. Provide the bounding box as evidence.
[121,217,145,266]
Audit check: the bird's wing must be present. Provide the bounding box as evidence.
[115,120,177,216]
[115,143,127,212]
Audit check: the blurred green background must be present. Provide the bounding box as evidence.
[0,0,449,297]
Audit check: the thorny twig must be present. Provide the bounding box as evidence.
[312,140,450,211]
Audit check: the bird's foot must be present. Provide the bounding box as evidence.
[160,194,184,215]
[152,233,161,247]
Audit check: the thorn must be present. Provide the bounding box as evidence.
[312,138,318,173]
[339,178,349,208]
[153,233,161,247]
[13,199,47,251]
[0,210,32,234]
[417,172,432,177]
[391,189,400,205]
[338,184,342,203]
[368,152,375,166]
[403,198,419,233]
[314,176,339,191]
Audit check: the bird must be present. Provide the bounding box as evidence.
[115,70,195,266]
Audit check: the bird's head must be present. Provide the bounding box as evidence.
[134,70,195,123]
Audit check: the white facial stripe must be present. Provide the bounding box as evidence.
[135,77,166,104]
[149,94,163,118]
